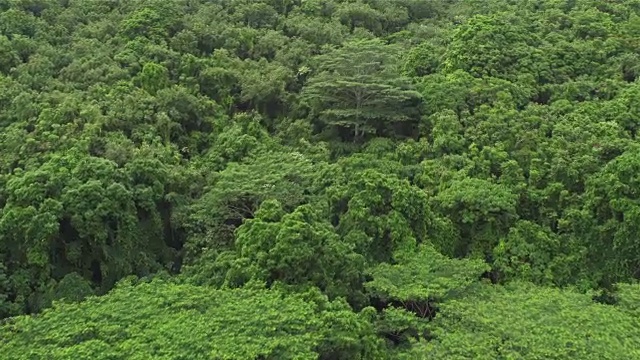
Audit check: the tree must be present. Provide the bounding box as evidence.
[366,244,489,307]
[0,145,187,314]
[444,12,546,82]
[183,147,325,261]
[434,177,518,258]
[365,244,489,348]
[133,62,169,95]
[401,41,444,77]
[326,167,434,263]
[493,220,581,286]
[302,38,423,141]
[418,282,640,359]
[189,200,367,305]
[575,148,640,283]
[0,278,385,359]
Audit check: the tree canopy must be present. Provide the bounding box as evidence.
[1,0,640,358]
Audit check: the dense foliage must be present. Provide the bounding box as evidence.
[1,0,640,358]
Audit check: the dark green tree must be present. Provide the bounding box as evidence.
[302,38,423,140]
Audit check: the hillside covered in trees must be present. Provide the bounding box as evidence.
[1,0,640,358]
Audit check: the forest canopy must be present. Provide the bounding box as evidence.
[1,0,640,358]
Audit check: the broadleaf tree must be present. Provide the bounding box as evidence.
[302,38,423,141]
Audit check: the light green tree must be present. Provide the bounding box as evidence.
[0,278,385,359]
[416,282,640,359]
